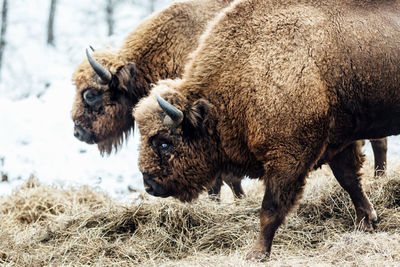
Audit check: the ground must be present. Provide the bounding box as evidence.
[0,162,399,266]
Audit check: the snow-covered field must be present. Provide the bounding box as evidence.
[1,0,400,202]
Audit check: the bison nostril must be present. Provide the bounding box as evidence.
[73,124,95,144]
[74,124,85,134]
[74,124,85,140]
[145,184,155,195]
[143,173,168,197]
[74,124,83,137]
[143,173,153,192]
[143,173,171,197]
[74,129,80,138]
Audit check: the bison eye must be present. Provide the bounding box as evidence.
[83,89,103,107]
[158,142,173,155]
[151,136,174,156]
[160,143,169,149]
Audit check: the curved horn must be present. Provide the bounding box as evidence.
[156,95,184,126]
[89,45,95,52]
[85,48,112,84]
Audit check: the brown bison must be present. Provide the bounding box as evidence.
[71,0,234,155]
[70,0,386,199]
[134,0,400,260]
[71,0,246,198]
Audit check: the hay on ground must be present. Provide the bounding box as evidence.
[0,163,399,266]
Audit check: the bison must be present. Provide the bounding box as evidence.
[71,0,247,198]
[70,0,386,199]
[71,0,233,155]
[134,0,400,260]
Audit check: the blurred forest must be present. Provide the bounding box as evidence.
[0,0,172,99]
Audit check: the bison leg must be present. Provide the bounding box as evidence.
[370,138,387,177]
[329,141,378,230]
[247,156,309,260]
[208,175,223,201]
[208,173,245,200]
[222,173,245,198]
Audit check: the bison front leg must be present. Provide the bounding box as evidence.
[370,138,387,177]
[246,155,310,260]
[329,141,378,230]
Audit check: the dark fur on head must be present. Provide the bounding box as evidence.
[72,54,149,155]
[135,85,265,202]
[97,63,150,155]
[181,99,215,139]
[135,86,223,202]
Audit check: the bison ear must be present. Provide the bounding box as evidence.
[111,63,137,92]
[182,99,215,138]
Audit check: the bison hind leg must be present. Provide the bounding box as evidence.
[208,175,223,201]
[370,138,387,177]
[222,173,245,198]
[329,141,378,231]
[208,173,245,201]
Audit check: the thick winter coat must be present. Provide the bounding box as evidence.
[71,0,233,154]
[71,0,246,197]
[134,0,400,259]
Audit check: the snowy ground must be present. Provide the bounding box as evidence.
[1,0,400,202]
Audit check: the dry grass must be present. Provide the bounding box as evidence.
[0,161,399,266]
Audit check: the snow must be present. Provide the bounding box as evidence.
[0,87,143,201]
[0,0,172,201]
[1,0,400,202]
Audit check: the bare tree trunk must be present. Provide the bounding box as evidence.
[149,0,156,14]
[47,0,57,46]
[106,0,114,36]
[0,0,8,76]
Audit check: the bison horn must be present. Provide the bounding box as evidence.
[85,48,112,84]
[156,95,184,126]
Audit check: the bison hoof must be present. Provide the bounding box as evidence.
[371,215,380,230]
[245,249,269,261]
[357,209,379,231]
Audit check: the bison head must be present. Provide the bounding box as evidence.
[71,48,148,155]
[134,82,225,202]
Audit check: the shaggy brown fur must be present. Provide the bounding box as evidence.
[71,0,384,197]
[134,0,400,260]
[71,0,245,198]
[71,0,233,155]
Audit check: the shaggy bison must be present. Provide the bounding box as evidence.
[71,0,245,197]
[134,0,399,259]
[71,0,233,155]
[70,0,385,199]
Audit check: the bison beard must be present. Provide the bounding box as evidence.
[135,0,400,261]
